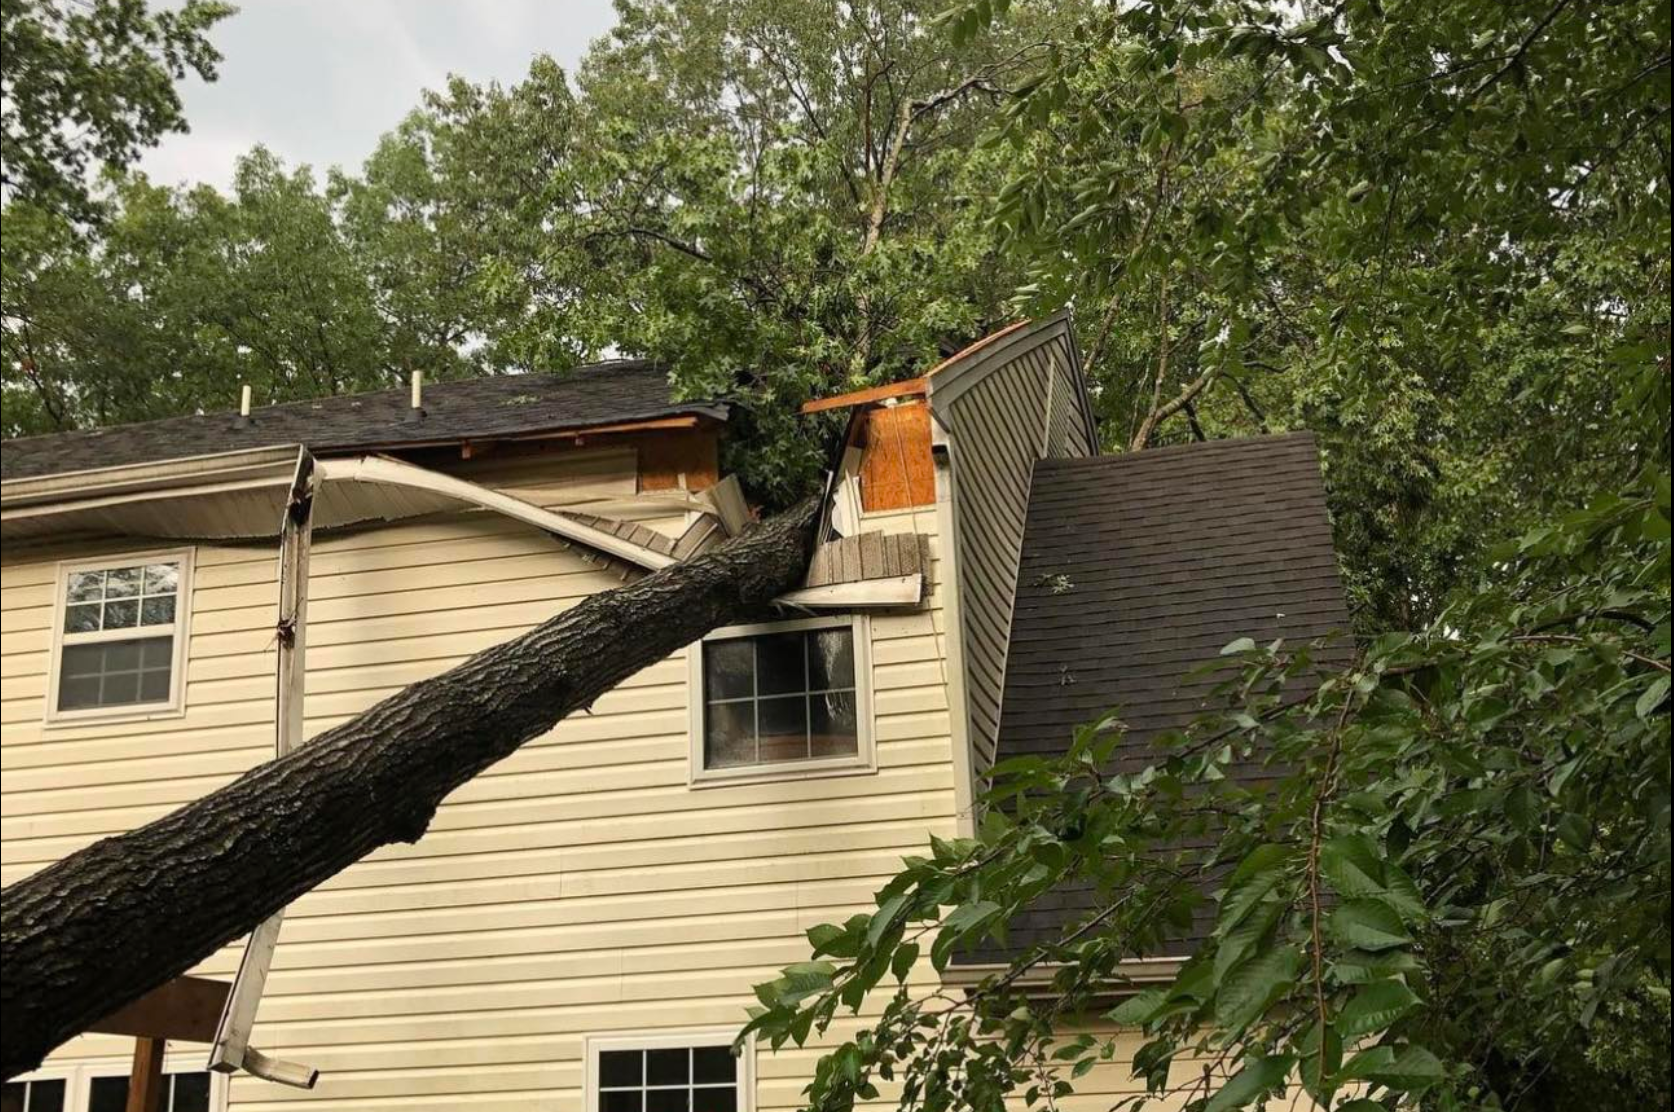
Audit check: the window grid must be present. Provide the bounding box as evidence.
[597,1046,739,1112]
[702,630,857,767]
[63,563,179,636]
[54,556,187,717]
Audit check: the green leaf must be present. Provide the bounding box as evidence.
[1337,979,1422,1037]
[1202,1054,1294,1112]
[868,892,910,948]
[891,941,920,983]
[1636,675,1669,719]
[1215,944,1303,1035]
[1320,835,1385,899]
[1330,900,1412,952]
[1344,1044,1445,1091]
[1108,989,1167,1027]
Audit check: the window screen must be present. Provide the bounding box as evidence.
[597,1045,738,1112]
[56,559,184,713]
[701,626,858,768]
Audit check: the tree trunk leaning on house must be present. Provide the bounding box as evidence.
[0,498,820,1081]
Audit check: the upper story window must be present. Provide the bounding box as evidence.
[48,551,192,722]
[588,1033,750,1112]
[689,616,873,783]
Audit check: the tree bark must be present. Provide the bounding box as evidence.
[0,499,820,1080]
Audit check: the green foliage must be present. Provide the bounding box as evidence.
[4,0,1075,502]
[970,0,1670,629]
[744,477,1672,1109]
[0,0,233,219]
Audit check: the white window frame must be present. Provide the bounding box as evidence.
[44,548,195,727]
[584,1030,755,1112]
[687,613,875,787]
[4,1054,228,1112]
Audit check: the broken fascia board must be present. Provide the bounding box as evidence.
[776,574,924,609]
[316,455,677,571]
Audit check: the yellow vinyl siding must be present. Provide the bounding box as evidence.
[1,455,960,1111]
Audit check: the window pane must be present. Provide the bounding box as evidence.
[141,637,175,668]
[29,1079,66,1112]
[58,638,174,711]
[601,1091,643,1112]
[143,564,179,595]
[88,1076,128,1112]
[810,691,859,758]
[140,668,173,703]
[757,695,808,762]
[754,632,806,696]
[103,598,139,629]
[646,1090,687,1112]
[704,702,756,768]
[66,570,105,603]
[599,1050,642,1088]
[141,596,176,626]
[65,603,102,634]
[693,1087,737,1112]
[101,670,140,705]
[646,1048,688,1086]
[170,1072,210,1112]
[692,1047,735,1085]
[808,629,855,691]
[702,640,754,700]
[1,1082,23,1112]
[104,640,143,672]
[105,566,143,598]
[58,675,102,710]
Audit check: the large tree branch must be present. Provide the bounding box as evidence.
[0,499,820,1079]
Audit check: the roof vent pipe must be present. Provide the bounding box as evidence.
[234,384,253,429]
[405,370,425,423]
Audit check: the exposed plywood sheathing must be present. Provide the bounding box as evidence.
[636,429,721,493]
[858,405,935,512]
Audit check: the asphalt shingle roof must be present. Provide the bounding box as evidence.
[0,360,729,481]
[959,432,1353,964]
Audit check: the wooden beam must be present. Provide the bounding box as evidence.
[800,378,927,414]
[777,574,925,609]
[208,448,320,1090]
[87,976,229,1043]
[126,1037,167,1112]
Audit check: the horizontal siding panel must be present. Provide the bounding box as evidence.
[4,459,969,1109]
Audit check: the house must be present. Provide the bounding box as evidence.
[0,314,1349,1112]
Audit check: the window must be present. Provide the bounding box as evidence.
[86,1073,210,1112]
[48,551,192,722]
[2,1079,65,1112]
[4,1064,219,1112]
[587,1034,751,1112]
[689,616,874,782]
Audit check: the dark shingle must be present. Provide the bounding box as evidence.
[958,432,1353,964]
[0,360,729,480]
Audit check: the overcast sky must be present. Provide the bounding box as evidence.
[139,0,620,191]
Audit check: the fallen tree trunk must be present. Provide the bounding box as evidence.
[0,499,819,1080]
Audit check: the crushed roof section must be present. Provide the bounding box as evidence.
[0,360,730,481]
